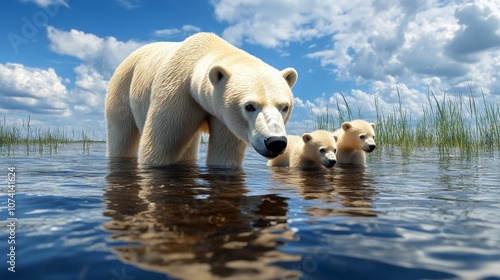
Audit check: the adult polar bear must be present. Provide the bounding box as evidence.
[105,32,298,166]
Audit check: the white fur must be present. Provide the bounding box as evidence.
[105,33,297,166]
[267,130,338,169]
[332,120,376,165]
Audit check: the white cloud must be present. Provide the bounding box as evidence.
[69,65,108,114]
[21,0,69,8]
[0,63,70,116]
[285,119,317,135]
[47,26,143,77]
[15,26,145,138]
[73,64,108,93]
[115,0,141,10]
[302,81,430,126]
[47,27,103,60]
[154,25,202,38]
[445,1,500,63]
[213,0,443,87]
[212,0,500,129]
[293,97,306,108]
[213,0,346,47]
[45,26,145,117]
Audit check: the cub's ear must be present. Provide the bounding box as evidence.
[370,123,376,129]
[333,135,338,142]
[302,133,312,143]
[342,122,352,131]
[280,68,298,88]
[209,65,231,86]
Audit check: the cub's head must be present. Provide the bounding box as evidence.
[208,64,297,158]
[301,130,338,168]
[340,120,376,153]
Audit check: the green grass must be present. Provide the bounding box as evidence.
[0,116,102,155]
[3,88,499,158]
[315,88,500,157]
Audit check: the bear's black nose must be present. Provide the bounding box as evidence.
[264,136,287,157]
[324,159,336,168]
[368,144,376,152]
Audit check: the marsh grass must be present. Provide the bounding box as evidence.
[0,116,101,155]
[315,88,500,158]
[316,91,355,131]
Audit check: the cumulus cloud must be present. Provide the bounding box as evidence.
[0,26,137,128]
[212,0,500,106]
[46,26,145,116]
[213,0,345,47]
[212,0,445,85]
[70,65,109,114]
[445,1,500,63]
[0,63,70,116]
[293,97,306,108]
[285,119,317,135]
[303,82,430,124]
[47,26,143,78]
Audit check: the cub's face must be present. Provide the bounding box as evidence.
[302,131,338,168]
[209,65,297,158]
[359,131,376,153]
[342,121,376,153]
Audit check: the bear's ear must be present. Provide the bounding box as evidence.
[302,133,312,143]
[280,68,298,88]
[333,135,338,142]
[342,122,352,131]
[370,123,376,129]
[209,65,231,86]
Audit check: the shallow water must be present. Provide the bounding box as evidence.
[1,143,499,280]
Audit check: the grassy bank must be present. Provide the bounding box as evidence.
[0,116,101,155]
[315,88,500,157]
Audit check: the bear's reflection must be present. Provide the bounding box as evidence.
[103,159,299,279]
[270,164,377,217]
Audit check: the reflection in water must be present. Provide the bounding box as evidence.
[103,159,300,279]
[270,164,377,218]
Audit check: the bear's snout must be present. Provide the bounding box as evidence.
[264,136,287,157]
[368,144,376,152]
[324,159,336,168]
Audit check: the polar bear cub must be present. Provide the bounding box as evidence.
[267,130,338,169]
[105,32,297,166]
[333,120,376,165]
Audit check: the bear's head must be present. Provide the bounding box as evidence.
[340,120,376,153]
[208,64,297,158]
[301,130,338,168]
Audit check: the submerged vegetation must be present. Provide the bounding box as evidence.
[0,116,101,155]
[315,88,500,157]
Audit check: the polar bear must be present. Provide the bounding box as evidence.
[105,33,297,166]
[332,120,376,165]
[267,130,338,169]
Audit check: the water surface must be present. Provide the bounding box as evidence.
[0,143,499,279]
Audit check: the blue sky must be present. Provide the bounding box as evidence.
[1,0,500,139]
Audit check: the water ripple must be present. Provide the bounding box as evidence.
[0,144,499,279]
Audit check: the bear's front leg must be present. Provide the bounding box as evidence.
[138,101,207,166]
[206,117,247,167]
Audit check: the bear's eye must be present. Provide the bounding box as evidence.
[334,149,337,153]
[360,135,365,140]
[245,104,256,112]
[282,105,289,112]
[319,148,326,153]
